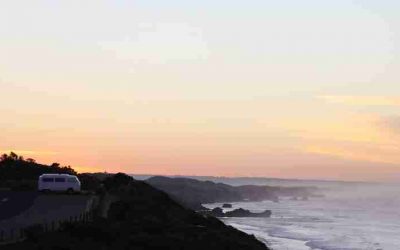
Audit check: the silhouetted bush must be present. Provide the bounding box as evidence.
[77,173,102,192]
[103,173,133,190]
[0,153,76,184]
[24,224,45,241]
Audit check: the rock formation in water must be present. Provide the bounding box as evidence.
[208,207,272,218]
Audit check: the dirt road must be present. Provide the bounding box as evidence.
[0,192,96,233]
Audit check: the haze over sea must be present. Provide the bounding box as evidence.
[202,178,400,250]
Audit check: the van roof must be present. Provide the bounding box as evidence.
[39,174,76,177]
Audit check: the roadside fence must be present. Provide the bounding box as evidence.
[0,209,96,245]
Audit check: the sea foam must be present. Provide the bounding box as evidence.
[204,183,400,250]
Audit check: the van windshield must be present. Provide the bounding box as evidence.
[68,178,77,183]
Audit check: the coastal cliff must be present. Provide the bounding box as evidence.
[3,173,270,250]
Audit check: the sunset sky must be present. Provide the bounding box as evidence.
[1,1,400,182]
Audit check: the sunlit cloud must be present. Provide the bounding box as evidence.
[74,165,105,173]
[284,111,400,165]
[378,116,400,133]
[99,23,209,64]
[305,142,400,165]
[318,95,400,106]
[280,113,384,144]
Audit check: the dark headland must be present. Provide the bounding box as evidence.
[0,153,270,250]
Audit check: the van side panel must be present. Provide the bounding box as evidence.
[39,177,54,191]
[38,175,81,192]
[54,177,66,191]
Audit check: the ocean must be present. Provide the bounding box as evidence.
[204,182,400,250]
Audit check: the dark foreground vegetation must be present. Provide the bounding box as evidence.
[0,152,104,191]
[0,152,76,190]
[1,154,270,250]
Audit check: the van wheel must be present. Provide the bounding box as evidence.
[67,188,74,194]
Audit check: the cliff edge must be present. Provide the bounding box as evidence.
[4,173,270,250]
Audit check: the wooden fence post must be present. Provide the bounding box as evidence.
[10,228,14,241]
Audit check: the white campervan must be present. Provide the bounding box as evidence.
[38,174,81,193]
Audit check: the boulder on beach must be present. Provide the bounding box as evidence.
[209,207,271,218]
[211,207,225,217]
[225,208,271,218]
[222,203,232,208]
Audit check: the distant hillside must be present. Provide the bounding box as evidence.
[146,176,280,209]
[4,173,270,250]
[147,176,318,210]
[133,174,360,188]
[146,176,243,210]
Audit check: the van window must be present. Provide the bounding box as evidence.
[55,178,66,182]
[42,178,54,182]
[68,178,77,183]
